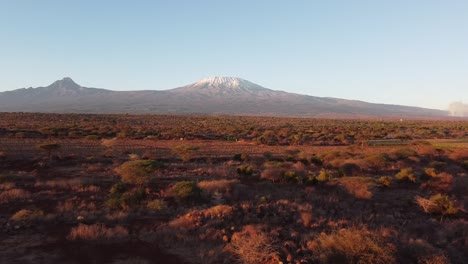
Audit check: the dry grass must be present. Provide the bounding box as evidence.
[0,188,31,203]
[10,208,44,222]
[35,178,83,189]
[0,182,16,190]
[335,177,374,199]
[197,179,239,194]
[67,223,129,241]
[169,205,235,230]
[307,227,396,264]
[227,225,278,264]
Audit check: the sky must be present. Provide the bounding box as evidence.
[0,0,467,110]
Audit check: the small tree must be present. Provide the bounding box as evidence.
[172,145,200,162]
[116,160,163,186]
[170,181,202,202]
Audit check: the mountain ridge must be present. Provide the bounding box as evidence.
[0,77,449,117]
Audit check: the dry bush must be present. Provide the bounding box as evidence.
[415,194,460,216]
[35,178,83,189]
[116,159,163,186]
[0,188,31,203]
[377,176,392,187]
[169,205,234,230]
[10,208,44,222]
[227,225,278,264]
[76,185,101,193]
[300,211,314,227]
[396,167,417,183]
[67,223,129,241]
[448,148,468,161]
[307,227,396,264]
[389,148,418,160]
[198,179,239,194]
[421,172,453,193]
[261,168,284,183]
[146,199,167,211]
[403,238,450,264]
[0,182,16,190]
[336,177,374,199]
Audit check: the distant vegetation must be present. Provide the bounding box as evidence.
[0,113,466,263]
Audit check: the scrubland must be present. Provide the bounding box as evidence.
[0,113,467,263]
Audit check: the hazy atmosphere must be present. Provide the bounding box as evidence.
[0,0,467,110]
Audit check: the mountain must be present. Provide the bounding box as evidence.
[0,77,449,118]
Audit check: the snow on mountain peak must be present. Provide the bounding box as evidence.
[193,77,260,89]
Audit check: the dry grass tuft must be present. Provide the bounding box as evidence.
[227,225,278,264]
[307,227,396,264]
[0,188,31,203]
[336,177,374,199]
[197,179,239,194]
[10,208,44,222]
[67,223,129,241]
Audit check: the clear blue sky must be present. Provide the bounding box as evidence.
[1,0,467,110]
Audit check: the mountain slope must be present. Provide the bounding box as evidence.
[0,77,448,117]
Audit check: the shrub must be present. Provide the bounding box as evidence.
[390,148,418,160]
[415,194,460,216]
[67,223,129,241]
[170,181,202,202]
[317,169,333,182]
[307,227,396,264]
[424,167,438,178]
[227,225,278,264]
[147,199,167,211]
[120,188,147,208]
[85,135,100,140]
[10,208,44,222]
[364,153,389,170]
[110,181,127,195]
[233,153,249,162]
[260,168,283,183]
[396,168,417,183]
[378,176,392,187]
[236,164,254,176]
[197,179,239,194]
[116,160,164,185]
[0,188,31,203]
[338,177,374,199]
[172,145,199,162]
[262,151,273,160]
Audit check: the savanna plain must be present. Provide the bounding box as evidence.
[0,113,467,264]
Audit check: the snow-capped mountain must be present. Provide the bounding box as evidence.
[0,77,449,117]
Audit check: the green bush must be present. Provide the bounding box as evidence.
[170,181,202,202]
[396,167,417,183]
[237,165,254,176]
[116,160,164,185]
